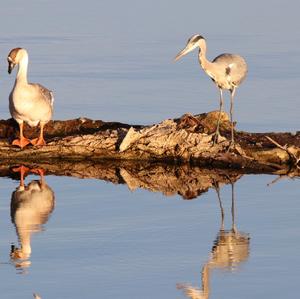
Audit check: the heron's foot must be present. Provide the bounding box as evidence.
[212,131,223,146]
[226,138,237,152]
[31,137,46,146]
[12,137,31,149]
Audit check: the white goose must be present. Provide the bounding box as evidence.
[10,166,55,264]
[7,48,54,148]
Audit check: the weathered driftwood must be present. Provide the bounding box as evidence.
[0,111,300,174]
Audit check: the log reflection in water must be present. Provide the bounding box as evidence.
[178,181,250,298]
[119,165,242,199]
[10,166,55,272]
[1,161,243,200]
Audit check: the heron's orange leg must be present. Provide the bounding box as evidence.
[12,122,31,149]
[31,123,46,146]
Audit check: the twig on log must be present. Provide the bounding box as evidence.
[266,136,300,169]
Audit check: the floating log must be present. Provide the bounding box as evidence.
[0,111,299,174]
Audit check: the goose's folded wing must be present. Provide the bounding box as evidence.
[30,83,54,107]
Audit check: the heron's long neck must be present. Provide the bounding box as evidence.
[198,43,215,74]
[16,55,28,84]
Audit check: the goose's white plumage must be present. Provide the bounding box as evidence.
[7,48,54,148]
[10,167,55,263]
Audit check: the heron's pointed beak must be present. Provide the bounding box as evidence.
[174,46,193,62]
[8,62,15,74]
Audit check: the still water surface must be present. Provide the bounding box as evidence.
[0,1,300,298]
[0,167,299,298]
[0,33,299,132]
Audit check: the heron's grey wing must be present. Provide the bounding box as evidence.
[30,83,54,107]
[213,54,248,86]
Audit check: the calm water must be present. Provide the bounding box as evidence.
[0,1,300,298]
[0,168,299,298]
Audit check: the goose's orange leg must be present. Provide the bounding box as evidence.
[30,168,45,182]
[31,123,46,146]
[12,165,30,188]
[12,122,31,149]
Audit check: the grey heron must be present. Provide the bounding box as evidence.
[175,34,247,146]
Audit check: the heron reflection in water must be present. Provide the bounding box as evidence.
[10,165,55,271]
[178,180,250,299]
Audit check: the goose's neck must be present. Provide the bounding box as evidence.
[16,55,28,84]
[18,228,32,258]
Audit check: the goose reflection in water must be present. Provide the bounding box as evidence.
[178,181,250,299]
[10,165,55,271]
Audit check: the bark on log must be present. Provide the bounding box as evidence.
[0,111,300,174]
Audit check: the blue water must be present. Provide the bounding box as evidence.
[1,33,300,132]
[0,173,299,298]
[0,1,300,298]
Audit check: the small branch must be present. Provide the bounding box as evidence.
[266,136,287,150]
[266,136,300,168]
